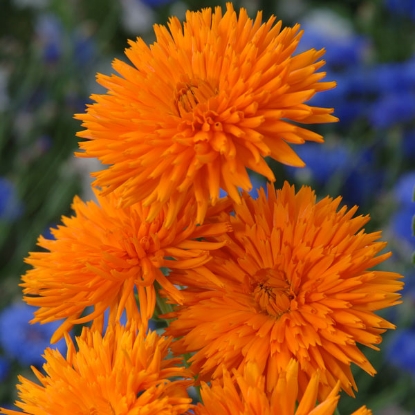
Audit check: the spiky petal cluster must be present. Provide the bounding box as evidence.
[164,183,403,399]
[0,323,192,415]
[76,3,337,225]
[22,189,231,343]
[195,360,371,415]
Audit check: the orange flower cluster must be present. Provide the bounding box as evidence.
[2,3,403,415]
[1,323,193,415]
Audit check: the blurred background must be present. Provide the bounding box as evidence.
[0,0,414,412]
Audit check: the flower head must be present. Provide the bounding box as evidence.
[76,3,337,225]
[22,189,231,343]
[164,183,403,399]
[195,360,371,415]
[0,323,192,415]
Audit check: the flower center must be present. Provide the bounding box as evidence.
[176,82,199,113]
[174,77,216,115]
[251,268,294,317]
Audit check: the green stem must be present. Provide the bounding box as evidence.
[155,291,174,317]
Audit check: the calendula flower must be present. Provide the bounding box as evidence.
[75,3,337,226]
[164,183,403,399]
[195,360,371,415]
[0,323,192,415]
[352,408,372,415]
[22,189,231,343]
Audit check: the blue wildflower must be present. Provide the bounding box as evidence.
[342,149,384,208]
[384,0,415,20]
[0,177,23,221]
[284,142,351,185]
[139,0,174,7]
[402,130,415,159]
[73,24,97,67]
[386,329,415,377]
[394,171,415,205]
[370,91,415,129]
[35,13,63,64]
[390,205,415,248]
[387,172,415,251]
[308,69,373,125]
[0,356,10,381]
[0,303,67,367]
[284,143,384,208]
[401,272,415,300]
[298,9,369,70]
[371,61,415,94]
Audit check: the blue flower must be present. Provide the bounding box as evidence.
[388,172,415,251]
[371,61,415,94]
[0,303,67,367]
[139,0,174,7]
[384,0,415,20]
[390,205,415,248]
[35,13,63,64]
[0,177,23,221]
[0,356,10,381]
[369,91,415,129]
[366,61,415,130]
[401,272,415,300]
[308,69,373,125]
[308,56,415,128]
[298,9,369,71]
[73,24,97,67]
[341,149,384,208]
[394,171,415,206]
[285,142,351,185]
[284,143,384,208]
[402,129,415,159]
[386,329,415,377]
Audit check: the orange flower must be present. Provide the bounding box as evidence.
[75,3,337,226]
[195,360,371,415]
[352,408,372,415]
[22,189,231,343]
[164,183,403,399]
[0,323,192,415]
